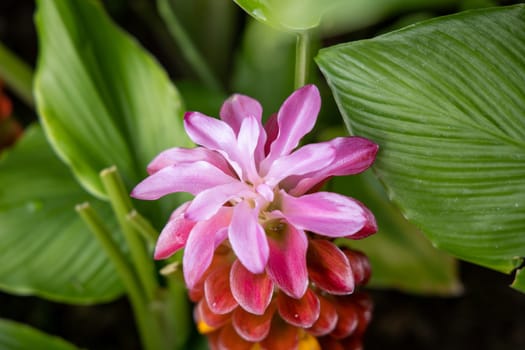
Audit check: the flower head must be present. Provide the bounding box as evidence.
[132,84,378,306]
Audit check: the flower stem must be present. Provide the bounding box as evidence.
[294,31,311,89]
[127,209,159,244]
[75,203,164,350]
[0,42,34,107]
[100,166,158,302]
[157,0,222,92]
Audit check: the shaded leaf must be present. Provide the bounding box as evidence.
[334,172,461,295]
[317,5,525,274]
[0,125,123,303]
[0,318,79,350]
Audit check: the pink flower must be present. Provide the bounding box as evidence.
[132,85,378,307]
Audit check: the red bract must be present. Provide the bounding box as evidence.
[192,242,373,349]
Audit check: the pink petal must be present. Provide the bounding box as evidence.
[264,142,334,185]
[231,299,275,342]
[285,137,379,195]
[236,115,264,182]
[344,203,377,239]
[307,239,354,295]
[279,191,369,237]
[183,111,243,178]
[204,264,238,314]
[263,113,278,156]
[220,94,263,134]
[154,202,195,259]
[262,85,320,169]
[230,260,274,315]
[146,146,233,176]
[229,201,269,274]
[277,288,320,328]
[265,223,308,299]
[183,209,232,289]
[322,137,378,176]
[131,161,235,200]
[185,181,249,221]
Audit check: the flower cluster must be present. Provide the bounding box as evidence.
[192,241,373,350]
[132,85,378,349]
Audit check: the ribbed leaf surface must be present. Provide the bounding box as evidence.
[317,5,525,277]
[0,126,122,303]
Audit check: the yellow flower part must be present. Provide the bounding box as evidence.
[298,332,321,350]
[197,320,216,334]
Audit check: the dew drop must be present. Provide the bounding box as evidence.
[252,8,267,21]
[293,313,299,319]
[26,200,43,213]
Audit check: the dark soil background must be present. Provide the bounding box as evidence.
[1,1,524,349]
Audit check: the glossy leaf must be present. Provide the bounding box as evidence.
[0,318,79,350]
[34,0,190,201]
[317,5,525,274]
[0,125,123,303]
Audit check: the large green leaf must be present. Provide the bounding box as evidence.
[333,173,461,295]
[233,0,458,34]
[34,0,190,201]
[0,319,79,350]
[0,125,123,303]
[317,5,525,281]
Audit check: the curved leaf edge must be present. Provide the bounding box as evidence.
[0,318,80,349]
[511,265,525,294]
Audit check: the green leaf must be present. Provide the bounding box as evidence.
[0,318,79,350]
[0,125,123,304]
[34,0,190,201]
[233,0,322,31]
[334,172,461,295]
[233,0,458,34]
[317,5,525,274]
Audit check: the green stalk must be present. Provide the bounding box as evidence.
[127,209,159,244]
[100,166,158,302]
[76,203,164,350]
[0,42,34,107]
[294,31,311,89]
[166,276,191,348]
[157,0,222,91]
